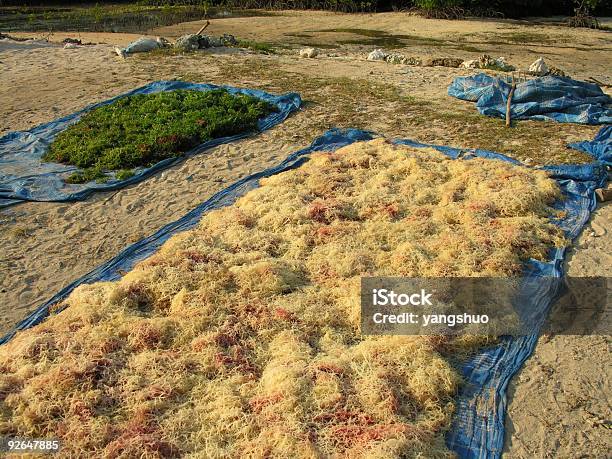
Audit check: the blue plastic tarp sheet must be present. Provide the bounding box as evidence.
[569,125,612,165]
[0,80,301,208]
[448,73,612,125]
[1,127,609,458]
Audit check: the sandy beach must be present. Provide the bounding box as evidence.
[1,10,610,457]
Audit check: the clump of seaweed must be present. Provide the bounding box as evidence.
[42,89,276,184]
[0,139,565,457]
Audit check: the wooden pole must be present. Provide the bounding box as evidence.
[196,20,210,36]
[506,74,517,128]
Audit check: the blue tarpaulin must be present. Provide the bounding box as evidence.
[448,73,612,125]
[569,125,612,165]
[0,80,301,208]
[1,127,609,458]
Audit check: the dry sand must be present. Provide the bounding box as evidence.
[1,10,610,457]
[151,11,612,78]
[504,203,612,458]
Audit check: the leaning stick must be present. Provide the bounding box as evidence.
[587,77,612,88]
[196,20,210,36]
[506,75,516,128]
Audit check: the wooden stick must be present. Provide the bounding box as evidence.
[588,77,612,88]
[506,74,517,128]
[196,20,210,36]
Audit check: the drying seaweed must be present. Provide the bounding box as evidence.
[42,89,276,184]
[0,140,566,457]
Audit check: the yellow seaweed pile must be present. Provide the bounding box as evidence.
[0,139,565,458]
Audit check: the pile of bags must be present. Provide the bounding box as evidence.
[461,55,515,72]
[367,49,421,66]
[174,33,238,52]
[114,34,239,57]
[114,36,170,58]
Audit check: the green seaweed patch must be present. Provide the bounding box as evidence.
[43,89,276,184]
[116,169,136,181]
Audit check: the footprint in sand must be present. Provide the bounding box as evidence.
[590,221,606,237]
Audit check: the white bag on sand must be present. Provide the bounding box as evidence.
[461,59,479,69]
[529,57,548,76]
[461,55,514,71]
[299,47,318,58]
[494,57,514,71]
[367,49,387,61]
[115,36,168,58]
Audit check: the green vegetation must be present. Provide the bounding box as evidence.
[0,2,608,33]
[237,39,276,54]
[414,0,460,9]
[0,5,273,33]
[412,0,609,20]
[0,0,609,24]
[0,4,205,33]
[43,89,276,183]
[115,169,136,181]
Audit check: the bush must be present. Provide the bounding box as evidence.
[414,0,461,7]
[42,89,276,183]
[412,0,465,18]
